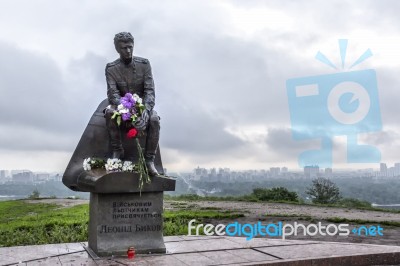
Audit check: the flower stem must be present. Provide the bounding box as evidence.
[136,138,151,194]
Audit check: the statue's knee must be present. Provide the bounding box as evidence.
[149,114,160,127]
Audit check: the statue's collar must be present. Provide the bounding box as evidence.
[120,58,135,68]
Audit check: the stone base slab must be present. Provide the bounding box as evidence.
[88,192,165,256]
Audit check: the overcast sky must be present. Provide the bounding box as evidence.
[0,0,399,172]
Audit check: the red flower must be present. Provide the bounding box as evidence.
[127,128,138,138]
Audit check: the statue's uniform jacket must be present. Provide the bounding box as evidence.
[106,56,155,110]
[104,56,160,167]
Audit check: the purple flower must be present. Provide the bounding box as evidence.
[125,93,133,100]
[121,98,133,109]
[121,112,132,121]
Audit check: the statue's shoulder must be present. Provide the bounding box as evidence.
[133,56,149,64]
[106,59,121,69]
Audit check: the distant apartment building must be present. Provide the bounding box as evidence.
[380,163,387,177]
[387,167,396,178]
[210,168,217,176]
[304,165,319,178]
[12,171,34,184]
[193,167,208,180]
[395,163,400,176]
[35,173,50,182]
[269,167,280,177]
[0,170,9,183]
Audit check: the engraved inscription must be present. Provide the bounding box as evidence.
[111,201,160,219]
[98,200,162,234]
[99,224,162,233]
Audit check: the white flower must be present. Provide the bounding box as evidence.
[122,161,134,172]
[117,104,130,114]
[105,158,123,172]
[120,108,130,114]
[133,94,142,104]
[83,158,91,171]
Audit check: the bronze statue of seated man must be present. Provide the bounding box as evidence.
[103,32,160,176]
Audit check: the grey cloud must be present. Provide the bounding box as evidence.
[0,42,67,132]
[159,98,245,155]
[362,130,400,147]
[151,34,295,126]
[0,43,109,152]
[265,127,317,159]
[0,125,75,152]
[229,0,398,33]
[375,68,400,127]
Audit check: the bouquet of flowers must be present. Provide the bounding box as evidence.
[111,93,151,191]
[83,157,105,171]
[83,158,139,173]
[111,93,146,127]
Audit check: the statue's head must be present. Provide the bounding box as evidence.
[114,32,134,63]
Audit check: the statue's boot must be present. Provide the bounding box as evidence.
[105,111,124,159]
[145,155,159,176]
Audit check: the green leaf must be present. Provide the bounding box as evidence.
[111,111,119,120]
[131,114,137,122]
[117,116,121,126]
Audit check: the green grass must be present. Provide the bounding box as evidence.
[0,201,89,247]
[0,200,244,247]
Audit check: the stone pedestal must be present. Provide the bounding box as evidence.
[89,192,165,256]
[77,171,175,257]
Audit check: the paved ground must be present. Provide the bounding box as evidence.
[1,236,400,266]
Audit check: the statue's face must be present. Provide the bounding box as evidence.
[117,41,134,62]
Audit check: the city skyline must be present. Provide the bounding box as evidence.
[2,161,399,177]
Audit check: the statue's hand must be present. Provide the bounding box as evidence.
[141,109,150,124]
[134,110,149,131]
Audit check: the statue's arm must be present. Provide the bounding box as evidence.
[143,61,155,111]
[105,66,121,106]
